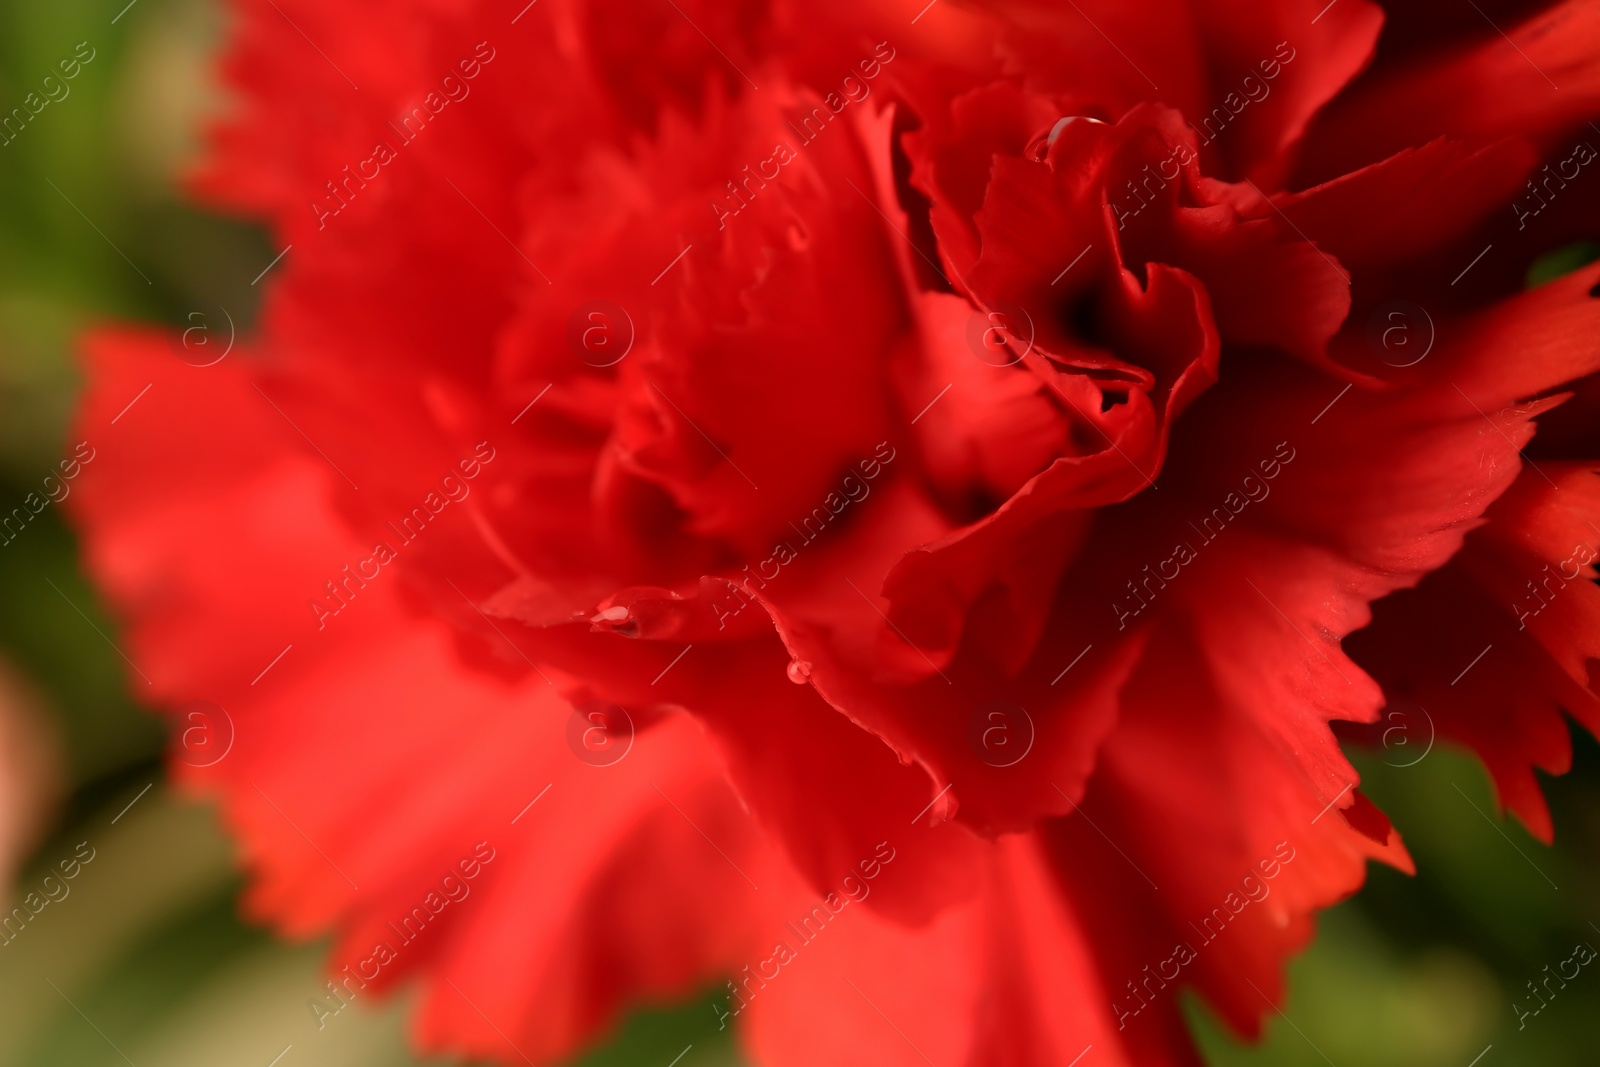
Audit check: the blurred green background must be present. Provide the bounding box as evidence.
[0,2,1596,1064]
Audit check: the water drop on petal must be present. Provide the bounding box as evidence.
[1028,115,1109,160]
[786,659,813,685]
[1050,115,1106,142]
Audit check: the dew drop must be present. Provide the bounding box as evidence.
[591,605,637,634]
[786,659,813,685]
[1050,115,1107,141]
[1028,115,1109,160]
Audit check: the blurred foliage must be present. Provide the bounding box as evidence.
[1,1,1598,1065]
[1528,242,1600,289]
[1192,736,1600,1067]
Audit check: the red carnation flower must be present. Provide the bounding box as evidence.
[69,0,1600,1063]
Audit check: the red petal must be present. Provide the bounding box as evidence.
[1303,0,1600,181]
